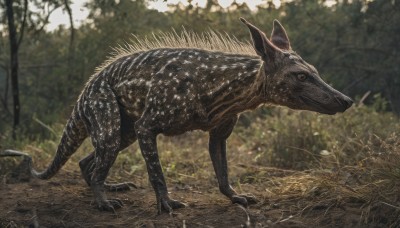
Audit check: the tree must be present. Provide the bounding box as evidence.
[1,0,76,138]
[4,0,27,139]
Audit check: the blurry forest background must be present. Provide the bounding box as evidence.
[0,0,398,141]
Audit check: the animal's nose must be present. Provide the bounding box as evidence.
[343,96,353,109]
[335,96,353,110]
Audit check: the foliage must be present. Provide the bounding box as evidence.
[236,99,399,170]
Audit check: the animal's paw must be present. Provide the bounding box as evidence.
[97,198,124,212]
[158,197,186,214]
[104,182,137,192]
[231,193,258,207]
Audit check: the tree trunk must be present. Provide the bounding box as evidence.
[5,0,20,139]
[63,0,75,94]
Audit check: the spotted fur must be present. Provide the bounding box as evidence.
[2,18,353,213]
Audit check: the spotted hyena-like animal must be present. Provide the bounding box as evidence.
[2,18,353,213]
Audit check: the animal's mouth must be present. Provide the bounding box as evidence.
[299,96,337,115]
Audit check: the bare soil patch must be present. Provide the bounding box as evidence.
[0,167,391,228]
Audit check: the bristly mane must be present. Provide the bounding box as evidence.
[95,28,256,74]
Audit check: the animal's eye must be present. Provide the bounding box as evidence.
[297,74,307,81]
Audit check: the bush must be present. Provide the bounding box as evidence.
[235,101,399,170]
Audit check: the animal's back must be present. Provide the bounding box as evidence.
[79,48,261,135]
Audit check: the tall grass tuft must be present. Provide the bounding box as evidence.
[235,102,399,170]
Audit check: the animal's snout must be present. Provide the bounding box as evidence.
[335,95,353,111]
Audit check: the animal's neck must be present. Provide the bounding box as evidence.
[203,54,267,121]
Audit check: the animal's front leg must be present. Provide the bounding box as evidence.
[209,117,257,207]
[134,119,186,214]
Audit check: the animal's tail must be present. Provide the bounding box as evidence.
[0,109,88,179]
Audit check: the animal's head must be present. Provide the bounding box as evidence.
[240,18,353,115]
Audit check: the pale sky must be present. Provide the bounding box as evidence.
[47,1,89,31]
[147,0,276,12]
[47,0,282,31]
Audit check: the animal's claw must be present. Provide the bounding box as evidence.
[231,193,258,207]
[97,198,124,212]
[104,182,137,192]
[158,197,186,214]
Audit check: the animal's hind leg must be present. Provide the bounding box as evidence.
[103,126,139,191]
[83,82,125,211]
[81,152,137,191]
[79,152,95,187]
[90,147,123,211]
[79,140,138,191]
[79,113,138,192]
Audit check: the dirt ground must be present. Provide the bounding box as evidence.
[1,166,386,228]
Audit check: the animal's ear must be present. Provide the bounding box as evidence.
[271,19,291,50]
[240,17,280,60]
